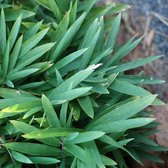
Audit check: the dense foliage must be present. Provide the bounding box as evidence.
[0,0,166,167]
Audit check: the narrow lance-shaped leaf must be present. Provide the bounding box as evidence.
[4,9,35,21]
[49,48,88,73]
[11,120,61,147]
[9,35,23,71]
[28,156,60,164]
[79,27,101,70]
[24,20,43,41]
[99,135,142,164]
[0,9,6,55]
[90,48,112,65]
[7,68,39,81]
[110,79,151,96]
[0,100,41,118]
[79,18,98,49]
[118,74,165,85]
[87,95,156,129]
[108,36,143,66]
[2,41,9,79]
[101,155,117,166]
[34,0,51,11]
[0,87,36,98]
[3,142,61,156]
[78,96,94,118]
[19,28,49,57]
[66,131,105,144]
[49,0,63,21]
[51,87,92,102]
[15,43,55,71]
[49,64,100,99]
[104,14,121,50]
[19,81,46,90]
[42,94,61,128]
[8,14,22,51]
[11,151,33,164]
[69,0,77,25]
[60,102,68,127]
[110,55,162,73]
[50,13,86,61]
[104,35,136,67]
[89,118,155,133]
[23,128,81,139]
[65,144,86,162]
[51,11,69,43]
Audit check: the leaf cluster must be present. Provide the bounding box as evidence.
[0,0,166,168]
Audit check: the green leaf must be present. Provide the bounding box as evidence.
[55,0,71,13]
[0,9,6,55]
[66,131,105,144]
[11,151,33,164]
[85,141,105,168]
[10,120,38,133]
[78,96,94,118]
[51,11,69,43]
[50,13,86,61]
[110,80,163,105]
[104,14,121,50]
[90,48,112,65]
[49,65,99,99]
[20,28,49,57]
[2,41,10,78]
[23,128,80,139]
[110,55,161,73]
[0,97,39,109]
[8,14,22,51]
[49,0,63,21]
[11,120,60,147]
[19,81,46,90]
[0,88,34,98]
[3,142,61,156]
[9,35,23,71]
[5,80,14,88]
[51,87,92,101]
[49,48,88,73]
[110,79,150,96]
[28,156,60,164]
[118,75,165,85]
[87,95,156,129]
[0,100,41,118]
[15,43,55,71]
[69,0,77,25]
[90,118,155,133]
[7,68,40,81]
[100,135,142,164]
[71,102,81,121]
[81,82,109,94]
[42,94,61,128]
[23,20,43,41]
[60,102,68,126]
[79,18,98,49]
[107,36,143,66]
[34,0,51,11]
[101,155,117,166]
[4,9,35,21]
[79,27,101,70]
[65,144,86,162]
